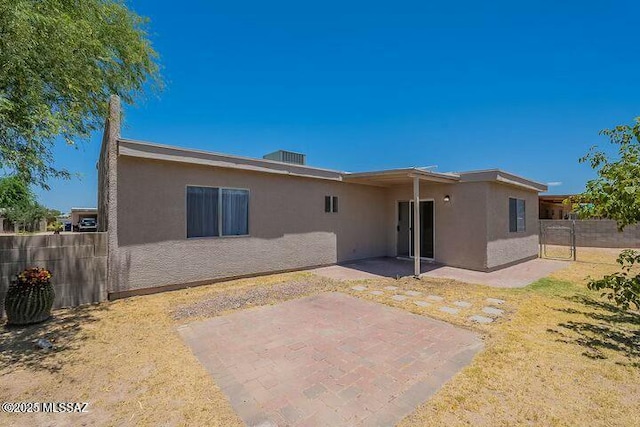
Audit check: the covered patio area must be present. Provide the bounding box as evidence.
[310,257,569,288]
[344,167,460,276]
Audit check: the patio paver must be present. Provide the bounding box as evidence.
[482,306,505,316]
[453,301,473,308]
[439,306,460,315]
[469,315,495,324]
[178,292,482,427]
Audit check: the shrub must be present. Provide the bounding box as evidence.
[588,249,640,310]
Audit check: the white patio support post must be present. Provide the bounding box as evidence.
[413,176,421,277]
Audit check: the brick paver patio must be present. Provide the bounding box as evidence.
[178,292,482,426]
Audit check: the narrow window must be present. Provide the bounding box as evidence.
[325,196,332,213]
[187,187,219,238]
[509,197,526,232]
[221,189,249,236]
[332,196,338,213]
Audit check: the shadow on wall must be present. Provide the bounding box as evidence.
[548,295,640,367]
[0,303,107,374]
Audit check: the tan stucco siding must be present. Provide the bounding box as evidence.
[384,182,489,271]
[113,157,389,291]
[485,182,540,269]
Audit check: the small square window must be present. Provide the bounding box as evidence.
[325,195,338,213]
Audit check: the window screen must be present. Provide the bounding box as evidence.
[221,189,249,236]
[187,187,219,238]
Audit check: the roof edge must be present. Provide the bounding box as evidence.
[458,169,547,192]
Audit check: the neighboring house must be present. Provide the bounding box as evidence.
[98,96,547,297]
[71,208,98,231]
[539,195,575,220]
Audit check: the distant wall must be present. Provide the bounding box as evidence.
[0,233,107,318]
[540,220,640,248]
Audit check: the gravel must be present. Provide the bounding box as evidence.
[173,281,326,320]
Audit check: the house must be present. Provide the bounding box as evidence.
[70,207,98,231]
[539,195,575,220]
[98,96,547,297]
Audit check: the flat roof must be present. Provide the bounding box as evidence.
[117,139,547,192]
[343,168,460,186]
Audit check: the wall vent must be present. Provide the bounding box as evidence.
[263,150,306,165]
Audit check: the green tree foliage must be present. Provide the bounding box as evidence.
[0,0,160,188]
[588,250,640,310]
[574,118,640,230]
[0,175,33,208]
[575,118,640,310]
[0,175,46,231]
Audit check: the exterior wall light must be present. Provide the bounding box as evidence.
[444,195,451,202]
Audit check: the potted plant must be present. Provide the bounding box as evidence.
[4,267,55,325]
[47,221,64,234]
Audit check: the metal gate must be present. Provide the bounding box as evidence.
[539,220,576,260]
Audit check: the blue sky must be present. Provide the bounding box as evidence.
[37,0,640,211]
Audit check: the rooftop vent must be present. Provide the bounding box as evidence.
[263,150,306,165]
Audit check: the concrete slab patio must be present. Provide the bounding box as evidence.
[178,292,482,426]
[311,257,568,288]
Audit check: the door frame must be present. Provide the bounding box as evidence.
[396,198,435,261]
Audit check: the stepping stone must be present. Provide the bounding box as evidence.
[439,306,459,315]
[391,295,407,302]
[351,286,367,291]
[427,295,444,302]
[453,301,472,308]
[405,290,422,297]
[370,290,383,296]
[486,298,505,305]
[469,315,494,324]
[414,301,430,308]
[482,307,505,316]
[384,286,398,291]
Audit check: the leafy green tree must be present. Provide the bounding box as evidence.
[0,175,34,209]
[44,208,63,224]
[0,0,160,188]
[575,118,640,310]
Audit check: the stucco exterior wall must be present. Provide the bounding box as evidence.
[112,157,390,291]
[486,182,540,269]
[385,182,490,271]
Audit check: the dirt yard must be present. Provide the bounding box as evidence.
[1,248,639,426]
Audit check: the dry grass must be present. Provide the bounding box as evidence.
[0,273,337,427]
[397,248,640,427]
[1,248,639,426]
